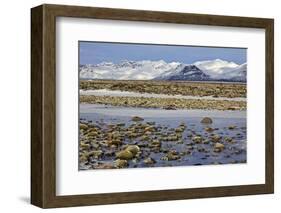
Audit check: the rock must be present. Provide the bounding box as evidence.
[205,127,214,132]
[224,137,234,143]
[80,123,88,130]
[144,126,155,132]
[79,154,88,162]
[87,150,103,159]
[179,122,186,127]
[143,157,156,164]
[200,117,213,124]
[91,142,100,149]
[175,132,182,138]
[176,140,184,144]
[180,150,191,156]
[80,143,90,149]
[145,131,152,135]
[227,106,240,110]
[197,146,206,152]
[167,135,178,141]
[186,145,194,150]
[214,142,225,152]
[163,105,176,110]
[111,131,121,139]
[164,150,181,161]
[125,130,133,136]
[125,145,140,155]
[234,150,242,155]
[87,131,98,137]
[107,124,116,129]
[160,156,169,161]
[108,139,122,146]
[95,163,115,169]
[138,142,148,148]
[228,125,237,130]
[192,136,203,143]
[150,139,161,147]
[175,127,185,132]
[116,150,134,160]
[131,116,144,122]
[202,140,210,144]
[114,159,128,168]
[128,132,138,138]
[134,124,143,130]
[104,150,115,157]
[148,139,161,148]
[211,135,221,142]
[140,135,150,141]
[167,153,180,161]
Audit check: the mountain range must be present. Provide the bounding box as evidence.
[79,59,247,82]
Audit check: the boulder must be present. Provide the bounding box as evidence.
[125,145,140,155]
[131,116,144,122]
[80,123,88,130]
[214,142,225,152]
[116,150,134,160]
[143,157,156,164]
[200,117,213,124]
[114,159,128,168]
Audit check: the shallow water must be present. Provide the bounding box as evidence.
[79,104,247,169]
[80,89,246,102]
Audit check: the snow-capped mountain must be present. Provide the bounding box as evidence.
[194,59,247,81]
[155,65,209,81]
[195,59,238,78]
[80,60,180,80]
[80,59,247,82]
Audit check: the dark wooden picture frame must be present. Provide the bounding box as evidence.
[31,4,274,208]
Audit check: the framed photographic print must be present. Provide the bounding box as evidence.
[31,4,274,208]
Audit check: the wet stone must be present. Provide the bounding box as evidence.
[163,150,181,161]
[211,134,221,142]
[201,117,213,124]
[80,123,88,130]
[143,157,156,164]
[131,116,144,122]
[214,142,225,152]
[205,127,214,132]
[192,136,203,143]
[125,145,140,155]
[114,159,128,168]
[228,125,237,130]
[116,150,134,160]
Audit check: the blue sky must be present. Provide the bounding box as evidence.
[79,41,246,65]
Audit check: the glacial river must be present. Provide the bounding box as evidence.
[79,104,247,169]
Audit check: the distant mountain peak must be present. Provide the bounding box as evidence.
[157,64,210,81]
[80,59,246,82]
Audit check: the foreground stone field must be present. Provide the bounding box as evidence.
[79,114,246,170]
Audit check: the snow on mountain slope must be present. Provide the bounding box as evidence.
[80,59,247,82]
[80,60,180,80]
[224,63,247,81]
[194,59,239,78]
[156,65,210,81]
